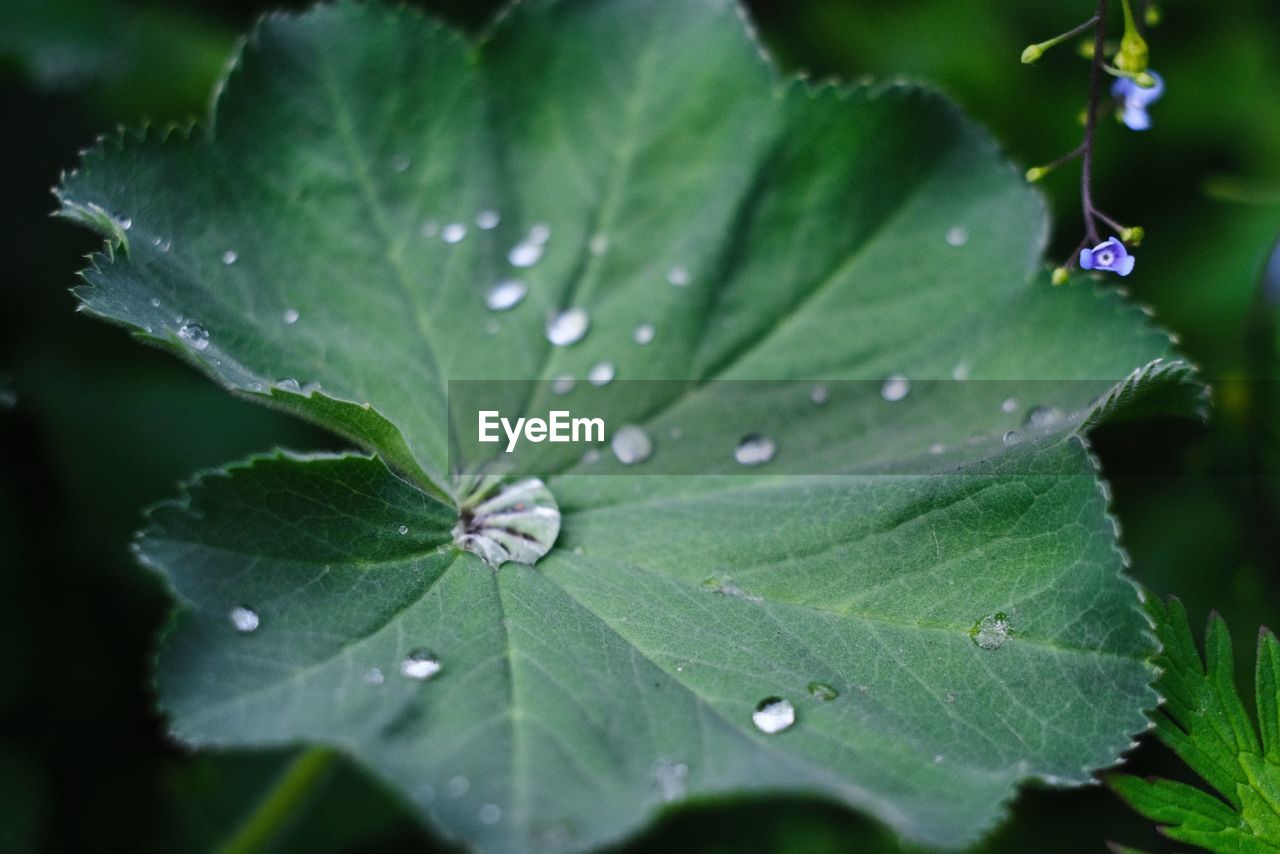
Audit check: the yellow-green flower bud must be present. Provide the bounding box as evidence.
[1021,44,1045,64]
[1114,0,1150,74]
[1052,267,1070,286]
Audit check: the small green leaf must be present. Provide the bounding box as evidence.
[57,1,1203,851]
[1110,597,1280,853]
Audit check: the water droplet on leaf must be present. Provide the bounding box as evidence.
[178,323,210,351]
[485,279,527,311]
[442,223,467,244]
[221,250,238,265]
[972,613,1011,650]
[587,361,615,386]
[282,308,299,325]
[611,425,653,465]
[476,210,500,230]
[229,606,259,633]
[546,308,589,346]
[752,697,796,734]
[946,226,969,247]
[734,434,776,466]
[633,323,655,345]
[666,265,690,286]
[881,375,910,402]
[654,760,689,802]
[479,804,501,825]
[400,649,442,680]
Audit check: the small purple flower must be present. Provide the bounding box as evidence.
[1080,237,1135,276]
[1112,71,1164,131]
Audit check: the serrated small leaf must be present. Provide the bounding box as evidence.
[1112,598,1280,853]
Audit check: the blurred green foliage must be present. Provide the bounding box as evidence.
[1,0,1276,851]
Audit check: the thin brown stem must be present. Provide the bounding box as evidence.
[1080,0,1109,244]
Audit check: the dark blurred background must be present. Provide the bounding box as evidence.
[1,0,1277,851]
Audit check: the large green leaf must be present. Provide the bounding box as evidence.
[57,0,1201,850]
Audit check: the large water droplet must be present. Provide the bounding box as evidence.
[476,210,500,230]
[453,476,561,568]
[734,434,776,466]
[611,425,653,465]
[442,223,467,244]
[178,323,210,351]
[398,524,409,535]
[587,361,615,387]
[972,613,1011,650]
[229,606,259,633]
[881,375,910,402]
[485,280,527,311]
[945,226,969,247]
[1002,430,1020,445]
[546,308,589,346]
[400,649,442,680]
[752,697,796,734]
[221,250,238,265]
[807,681,838,702]
[277,378,301,392]
[632,323,655,345]
[282,308,300,325]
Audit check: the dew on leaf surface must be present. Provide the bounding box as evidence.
[587,361,615,386]
[479,804,501,825]
[633,322,655,345]
[666,265,690,286]
[221,250,238,265]
[229,606,259,634]
[282,308,300,325]
[611,425,653,465]
[442,223,467,244]
[476,209,500,230]
[945,226,969,247]
[881,374,910,402]
[446,775,469,797]
[752,697,796,734]
[1001,397,1018,414]
[485,279,527,311]
[1002,430,1020,445]
[972,613,1011,650]
[1025,405,1065,428]
[178,323,210,351]
[400,649,442,680]
[546,308,589,346]
[550,374,577,395]
[810,384,829,405]
[654,760,689,802]
[734,434,776,466]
